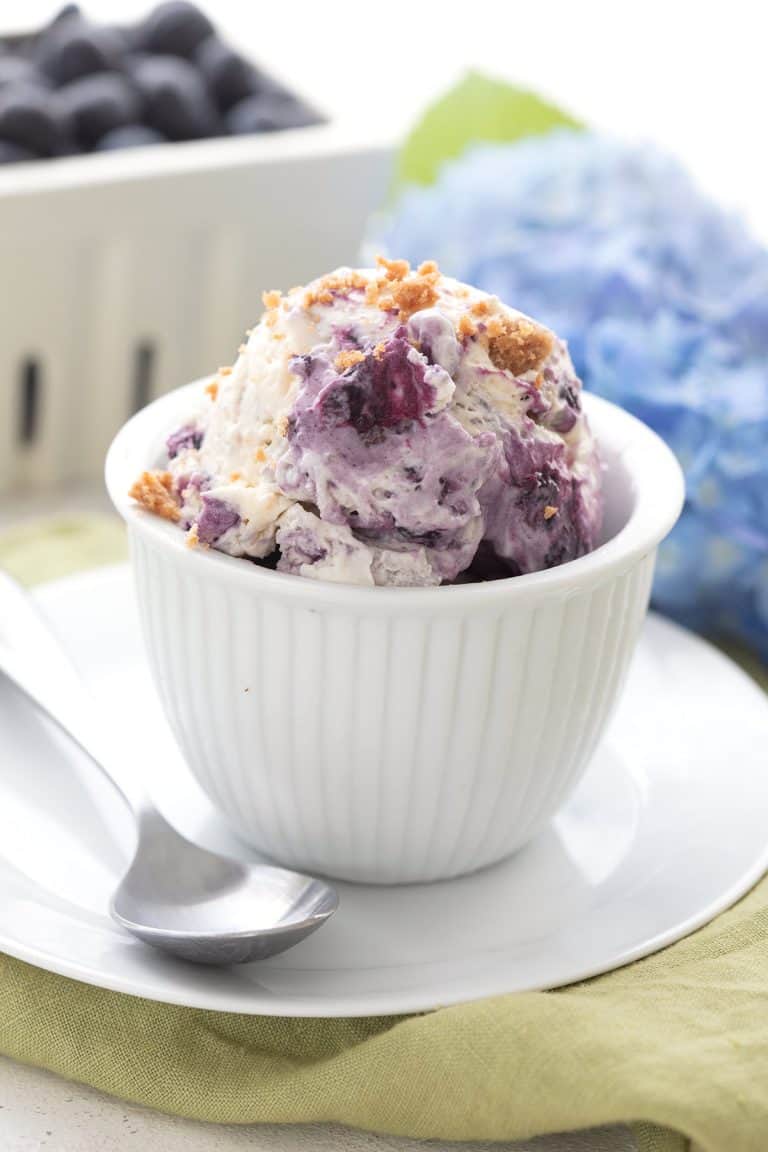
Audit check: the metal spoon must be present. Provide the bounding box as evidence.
[0,571,338,964]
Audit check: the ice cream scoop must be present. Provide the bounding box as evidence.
[131,258,602,585]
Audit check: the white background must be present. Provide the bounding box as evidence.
[5,0,768,240]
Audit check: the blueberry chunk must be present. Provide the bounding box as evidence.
[0,85,60,155]
[227,93,323,135]
[56,73,141,148]
[36,15,125,86]
[135,2,214,58]
[97,123,164,150]
[130,53,217,140]
[0,138,37,164]
[48,4,81,26]
[0,56,47,90]
[195,35,256,111]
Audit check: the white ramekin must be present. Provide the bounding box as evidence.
[107,383,684,884]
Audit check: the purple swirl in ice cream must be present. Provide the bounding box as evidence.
[130,259,602,585]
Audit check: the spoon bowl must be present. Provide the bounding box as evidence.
[0,570,339,966]
[112,809,338,963]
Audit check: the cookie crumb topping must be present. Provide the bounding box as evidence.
[335,349,366,371]
[129,471,180,521]
[304,271,368,308]
[486,315,554,376]
[376,255,410,281]
[543,505,559,520]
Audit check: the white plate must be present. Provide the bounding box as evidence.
[2,565,767,1017]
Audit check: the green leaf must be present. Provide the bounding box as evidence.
[397,71,583,189]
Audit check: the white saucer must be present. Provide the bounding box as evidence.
[2,565,767,1017]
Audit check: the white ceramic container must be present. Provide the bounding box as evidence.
[0,128,391,498]
[107,383,684,883]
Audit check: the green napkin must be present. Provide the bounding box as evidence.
[2,519,767,1152]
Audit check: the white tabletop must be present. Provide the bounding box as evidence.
[0,1057,640,1152]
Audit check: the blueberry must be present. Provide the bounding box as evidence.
[0,85,60,155]
[0,138,37,164]
[227,93,323,135]
[48,4,81,26]
[130,54,217,140]
[195,35,256,112]
[97,123,165,150]
[135,2,214,58]
[36,15,125,86]
[0,56,47,90]
[56,73,141,149]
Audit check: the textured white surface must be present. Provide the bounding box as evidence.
[0,134,391,498]
[132,535,654,883]
[0,1058,640,1152]
[110,386,674,883]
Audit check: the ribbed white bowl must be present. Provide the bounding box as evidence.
[107,385,683,883]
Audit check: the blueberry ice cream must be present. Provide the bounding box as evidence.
[130,259,603,585]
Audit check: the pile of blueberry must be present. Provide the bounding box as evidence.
[0,1,324,164]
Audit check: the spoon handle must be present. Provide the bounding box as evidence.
[0,570,145,814]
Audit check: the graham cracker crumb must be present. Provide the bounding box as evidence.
[254,447,266,463]
[470,298,493,317]
[262,289,282,310]
[205,380,218,401]
[373,342,387,359]
[186,523,199,548]
[379,274,437,320]
[306,287,332,306]
[458,314,477,339]
[544,505,559,520]
[218,365,232,376]
[376,255,410,281]
[336,349,366,371]
[304,271,368,309]
[276,415,289,437]
[486,315,554,376]
[365,259,441,319]
[229,471,241,482]
[129,471,180,522]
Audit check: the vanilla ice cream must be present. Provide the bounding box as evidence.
[130,258,602,585]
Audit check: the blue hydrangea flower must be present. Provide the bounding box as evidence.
[377,131,768,658]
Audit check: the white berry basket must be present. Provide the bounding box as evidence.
[107,384,684,885]
[0,125,391,498]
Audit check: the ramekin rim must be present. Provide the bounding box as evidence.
[105,379,685,607]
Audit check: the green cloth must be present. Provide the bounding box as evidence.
[2,518,768,1152]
